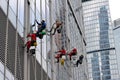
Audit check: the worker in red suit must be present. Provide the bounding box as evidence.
[55,47,66,63]
[68,48,77,60]
[57,47,66,58]
[55,54,61,63]
[27,32,37,46]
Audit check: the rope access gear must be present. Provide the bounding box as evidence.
[68,48,77,60]
[76,55,84,67]
[49,20,63,35]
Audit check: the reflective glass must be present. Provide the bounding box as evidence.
[0,0,7,14]
[17,21,24,37]
[8,6,16,28]
[42,0,45,19]
[36,0,40,10]
[18,0,24,25]
[0,72,4,80]
[9,0,17,14]
[30,8,35,26]
[0,61,14,80]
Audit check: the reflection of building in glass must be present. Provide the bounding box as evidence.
[91,53,101,80]
[99,6,111,80]
[82,0,120,80]
[113,18,120,76]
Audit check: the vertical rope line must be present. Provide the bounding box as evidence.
[49,0,54,80]
[4,0,9,80]
[40,0,43,80]
[45,0,49,80]
[14,0,19,79]
[34,0,37,80]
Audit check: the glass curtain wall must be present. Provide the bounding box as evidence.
[68,0,87,80]
[0,0,24,37]
[0,0,25,79]
[113,19,120,77]
[52,0,87,80]
[82,0,120,80]
[0,0,51,79]
[29,0,51,78]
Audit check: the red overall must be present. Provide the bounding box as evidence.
[27,33,36,46]
[27,33,36,41]
[68,48,77,60]
[26,41,31,53]
[58,49,66,55]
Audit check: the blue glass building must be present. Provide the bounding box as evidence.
[82,0,120,80]
[99,6,111,80]
[113,18,120,77]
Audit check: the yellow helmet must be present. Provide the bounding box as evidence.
[34,42,37,46]
[60,59,65,66]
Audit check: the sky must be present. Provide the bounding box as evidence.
[109,0,120,21]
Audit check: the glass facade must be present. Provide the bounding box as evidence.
[0,0,24,37]
[0,0,51,80]
[0,0,87,80]
[82,0,120,80]
[113,18,120,76]
[99,6,111,80]
[51,0,88,80]
[28,0,52,79]
[0,0,25,79]
[0,61,14,80]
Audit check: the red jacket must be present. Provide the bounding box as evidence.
[55,54,60,58]
[27,33,36,41]
[72,48,77,53]
[58,49,66,55]
[69,48,77,56]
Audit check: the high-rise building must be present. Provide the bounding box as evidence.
[50,0,88,80]
[113,18,120,76]
[82,0,120,80]
[0,0,87,80]
[0,0,51,80]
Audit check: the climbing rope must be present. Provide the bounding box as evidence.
[39,0,43,80]
[45,0,49,80]
[34,0,37,80]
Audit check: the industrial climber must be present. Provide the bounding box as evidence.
[25,31,37,54]
[36,20,47,39]
[56,47,66,58]
[49,20,63,35]
[26,31,37,54]
[27,31,37,47]
[55,47,66,63]
[68,48,77,60]
[76,55,84,67]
